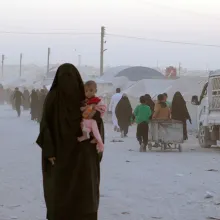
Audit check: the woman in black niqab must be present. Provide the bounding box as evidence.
[171,91,191,140]
[36,64,102,220]
[115,94,132,137]
[30,89,39,120]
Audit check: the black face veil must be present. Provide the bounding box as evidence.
[50,63,85,138]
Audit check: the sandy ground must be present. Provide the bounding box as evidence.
[1,105,220,220]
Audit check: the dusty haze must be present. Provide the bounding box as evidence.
[0,0,219,69]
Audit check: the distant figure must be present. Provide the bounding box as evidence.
[144,94,155,118]
[109,88,122,131]
[115,94,132,138]
[13,87,25,117]
[30,89,39,121]
[153,94,170,120]
[171,91,192,140]
[23,89,30,110]
[133,96,152,152]
[163,93,171,108]
[0,85,4,105]
[37,89,47,122]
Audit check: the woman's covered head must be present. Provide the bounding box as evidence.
[84,80,97,99]
[173,91,185,103]
[53,63,84,95]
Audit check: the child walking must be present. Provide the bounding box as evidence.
[78,80,106,153]
[133,96,152,152]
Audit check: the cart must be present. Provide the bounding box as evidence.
[148,119,184,152]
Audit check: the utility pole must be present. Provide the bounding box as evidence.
[178,62,181,77]
[47,47,51,74]
[19,53,22,77]
[78,55,81,67]
[100,26,106,76]
[1,55,4,79]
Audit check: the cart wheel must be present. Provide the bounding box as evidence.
[178,144,182,152]
[148,143,153,151]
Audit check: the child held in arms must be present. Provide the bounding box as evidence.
[78,80,106,153]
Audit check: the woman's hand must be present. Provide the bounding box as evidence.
[48,157,56,165]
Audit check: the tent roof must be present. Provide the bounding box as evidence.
[116,66,165,81]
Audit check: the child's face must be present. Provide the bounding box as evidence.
[85,85,96,99]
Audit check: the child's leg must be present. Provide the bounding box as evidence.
[77,120,91,142]
[136,123,143,145]
[77,131,90,142]
[90,120,104,152]
[142,123,149,147]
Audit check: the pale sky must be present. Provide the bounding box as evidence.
[0,0,219,69]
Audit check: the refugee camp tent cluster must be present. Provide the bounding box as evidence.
[0,64,207,130]
[99,66,207,130]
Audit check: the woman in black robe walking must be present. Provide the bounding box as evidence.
[30,90,39,120]
[115,94,132,137]
[36,63,103,220]
[171,91,191,140]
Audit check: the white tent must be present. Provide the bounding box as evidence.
[123,79,174,100]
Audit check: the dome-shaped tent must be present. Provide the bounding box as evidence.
[116,66,165,81]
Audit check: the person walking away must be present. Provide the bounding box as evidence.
[144,94,155,118]
[109,88,122,132]
[37,89,47,123]
[36,63,103,220]
[133,96,152,152]
[0,84,4,105]
[30,89,39,121]
[171,91,191,140]
[153,94,170,119]
[13,87,25,117]
[23,89,30,110]
[163,93,171,108]
[115,94,132,138]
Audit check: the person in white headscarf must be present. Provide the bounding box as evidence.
[109,88,122,131]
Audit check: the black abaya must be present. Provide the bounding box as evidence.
[171,92,191,140]
[37,64,102,220]
[30,90,39,120]
[115,96,132,135]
